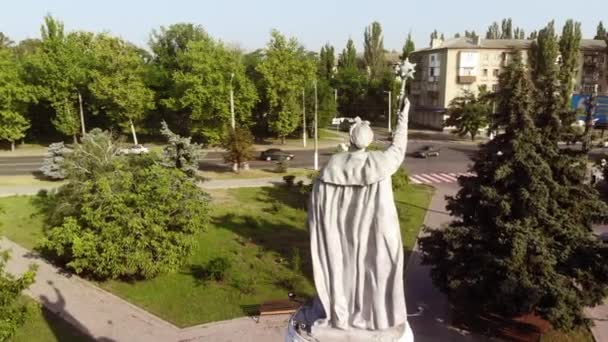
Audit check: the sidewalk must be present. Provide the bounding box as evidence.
[405,185,484,342]
[0,177,304,197]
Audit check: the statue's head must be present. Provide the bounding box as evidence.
[349,118,374,150]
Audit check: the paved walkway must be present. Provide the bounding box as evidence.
[405,185,486,342]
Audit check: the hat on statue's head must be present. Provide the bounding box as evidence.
[349,117,374,149]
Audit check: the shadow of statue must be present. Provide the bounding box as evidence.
[38,281,117,342]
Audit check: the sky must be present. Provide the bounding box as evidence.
[1,0,606,53]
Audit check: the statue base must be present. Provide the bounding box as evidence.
[285,300,414,342]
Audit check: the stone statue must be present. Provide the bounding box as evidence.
[287,59,416,342]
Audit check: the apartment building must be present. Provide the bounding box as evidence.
[408,37,608,130]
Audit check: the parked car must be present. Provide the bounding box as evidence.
[118,144,149,155]
[260,149,294,161]
[414,145,440,158]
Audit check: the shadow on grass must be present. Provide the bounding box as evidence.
[212,207,313,285]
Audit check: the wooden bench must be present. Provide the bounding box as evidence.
[258,299,301,316]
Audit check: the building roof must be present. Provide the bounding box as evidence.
[413,37,607,53]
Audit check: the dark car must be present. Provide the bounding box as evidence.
[414,145,440,158]
[260,149,295,161]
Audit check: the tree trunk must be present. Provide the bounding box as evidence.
[281,136,286,144]
[129,119,139,145]
[10,141,15,152]
[78,91,86,136]
[73,134,78,144]
[232,162,239,173]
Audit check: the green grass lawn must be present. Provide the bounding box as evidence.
[0,184,432,328]
[11,297,91,342]
[540,327,594,342]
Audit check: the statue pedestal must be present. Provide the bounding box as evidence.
[285,302,414,342]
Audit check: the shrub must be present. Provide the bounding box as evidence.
[39,142,70,180]
[221,127,256,172]
[61,128,120,181]
[391,168,409,191]
[204,257,231,282]
[283,175,296,187]
[38,155,210,280]
[275,159,289,173]
[0,249,36,342]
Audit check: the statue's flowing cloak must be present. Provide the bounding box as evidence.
[308,114,409,331]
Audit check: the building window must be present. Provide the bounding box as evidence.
[483,69,488,77]
[431,55,435,62]
[493,69,500,77]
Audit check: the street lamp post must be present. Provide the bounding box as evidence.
[314,80,319,171]
[302,89,307,147]
[230,73,235,130]
[383,90,392,133]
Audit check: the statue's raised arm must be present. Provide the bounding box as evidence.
[383,58,416,174]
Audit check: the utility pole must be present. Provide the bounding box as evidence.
[78,91,86,137]
[302,89,307,147]
[230,73,235,130]
[314,80,319,171]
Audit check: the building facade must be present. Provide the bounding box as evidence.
[409,37,608,130]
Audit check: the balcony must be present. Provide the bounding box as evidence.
[458,75,476,84]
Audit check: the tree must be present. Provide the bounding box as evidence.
[430,29,439,45]
[88,35,154,145]
[529,21,561,139]
[0,32,13,49]
[39,142,69,180]
[486,22,500,39]
[595,21,607,40]
[256,30,315,143]
[501,18,513,39]
[363,22,385,81]
[25,16,93,142]
[0,249,36,342]
[0,49,32,151]
[318,43,335,80]
[444,87,491,140]
[159,121,204,177]
[38,153,210,280]
[558,20,582,132]
[338,38,357,69]
[400,33,415,61]
[148,23,211,135]
[221,126,256,171]
[162,37,257,144]
[419,52,608,330]
[464,30,479,40]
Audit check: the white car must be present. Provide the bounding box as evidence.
[119,144,149,155]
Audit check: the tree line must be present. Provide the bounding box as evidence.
[0,17,417,150]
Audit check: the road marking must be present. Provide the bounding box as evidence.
[409,172,476,184]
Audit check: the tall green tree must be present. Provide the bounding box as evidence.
[88,35,154,145]
[147,23,210,135]
[163,37,257,144]
[318,43,335,80]
[444,86,491,141]
[486,22,500,39]
[501,18,513,39]
[25,16,93,142]
[338,38,357,69]
[595,21,607,40]
[0,33,13,49]
[558,20,582,113]
[0,49,33,151]
[529,21,561,138]
[256,30,315,143]
[400,33,415,61]
[363,22,385,81]
[419,52,608,330]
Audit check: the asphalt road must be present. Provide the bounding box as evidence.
[0,141,477,176]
